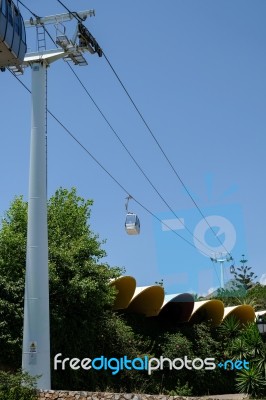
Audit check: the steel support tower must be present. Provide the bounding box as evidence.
[21,9,101,389]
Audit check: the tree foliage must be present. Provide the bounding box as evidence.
[0,188,123,389]
[0,190,265,395]
[213,256,262,308]
[235,365,266,398]
[246,284,266,310]
[0,370,37,400]
[232,255,258,291]
[0,196,27,368]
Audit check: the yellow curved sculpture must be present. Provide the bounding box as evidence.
[159,293,194,322]
[109,275,258,326]
[110,276,136,310]
[127,285,165,317]
[189,300,224,326]
[223,305,255,324]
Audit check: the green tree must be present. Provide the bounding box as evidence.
[232,255,258,291]
[0,188,124,390]
[159,331,195,393]
[214,287,245,306]
[1,189,265,395]
[0,371,38,400]
[187,323,228,395]
[0,370,37,400]
[225,320,266,398]
[228,322,262,361]
[0,196,27,368]
[246,283,266,310]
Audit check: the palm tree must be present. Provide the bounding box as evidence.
[241,322,263,357]
[235,297,261,310]
[236,366,266,398]
[219,315,241,342]
[255,343,266,380]
[230,337,250,360]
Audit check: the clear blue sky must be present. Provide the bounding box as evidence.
[1,0,265,295]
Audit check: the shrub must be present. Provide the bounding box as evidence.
[0,370,37,400]
[236,365,266,398]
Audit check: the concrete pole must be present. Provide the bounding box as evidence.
[22,61,51,389]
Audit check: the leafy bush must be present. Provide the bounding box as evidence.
[166,380,192,396]
[0,370,37,400]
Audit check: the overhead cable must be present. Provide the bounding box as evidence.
[15,0,222,281]
[102,51,232,257]
[65,62,220,256]
[10,71,220,265]
[53,1,229,260]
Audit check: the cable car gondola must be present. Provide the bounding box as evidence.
[125,195,140,235]
[0,0,26,69]
[125,212,140,235]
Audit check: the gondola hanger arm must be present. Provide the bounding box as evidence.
[125,195,133,212]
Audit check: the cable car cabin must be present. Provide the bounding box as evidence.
[125,212,140,235]
[0,0,26,69]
